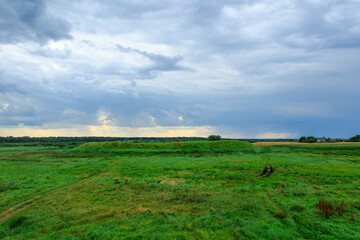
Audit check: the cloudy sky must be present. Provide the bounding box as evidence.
[0,0,360,138]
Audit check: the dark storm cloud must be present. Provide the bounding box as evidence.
[0,0,72,44]
[116,44,194,79]
[277,1,360,49]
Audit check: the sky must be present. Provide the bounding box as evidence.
[0,0,360,138]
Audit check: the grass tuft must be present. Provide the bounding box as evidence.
[7,215,28,229]
[0,184,19,192]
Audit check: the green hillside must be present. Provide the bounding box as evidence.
[73,140,257,154]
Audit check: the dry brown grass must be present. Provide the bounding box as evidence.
[252,142,360,146]
[160,177,185,186]
[135,205,152,213]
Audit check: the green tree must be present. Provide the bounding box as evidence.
[207,135,221,141]
[306,136,317,143]
[349,134,360,142]
[299,136,317,143]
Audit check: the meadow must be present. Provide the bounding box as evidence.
[0,141,359,239]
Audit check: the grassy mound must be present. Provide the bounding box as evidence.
[72,140,257,155]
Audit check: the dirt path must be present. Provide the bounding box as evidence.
[0,195,41,218]
[266,191,285,218]
[0,157,126,224]
[0,202,37,223]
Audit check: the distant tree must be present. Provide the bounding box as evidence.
[299,136,317,143]
[207,135,221,141]
[306,136,317,143]
[349,134,360,142]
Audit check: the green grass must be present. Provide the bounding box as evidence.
[0,141,360,239]
[0,146,114,213]
[73,140,258,155]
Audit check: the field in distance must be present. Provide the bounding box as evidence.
[252,141,360,146]
[0,140,359,239]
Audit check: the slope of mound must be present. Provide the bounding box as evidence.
[72,140,256,154]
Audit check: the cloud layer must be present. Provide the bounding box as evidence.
[0,0,72,44]
[1,0,360,138]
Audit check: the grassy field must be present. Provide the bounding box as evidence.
[0,141,360,239]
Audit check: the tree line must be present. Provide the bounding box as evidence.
[0,136,207,143]
[299,134,360,143]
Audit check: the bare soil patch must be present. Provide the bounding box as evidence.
[160,177,185,186]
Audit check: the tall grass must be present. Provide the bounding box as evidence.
[1,142,359,239]
[72,140,258,155]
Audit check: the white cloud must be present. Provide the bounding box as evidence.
[0,103,9,112]
[97,109,112,125]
